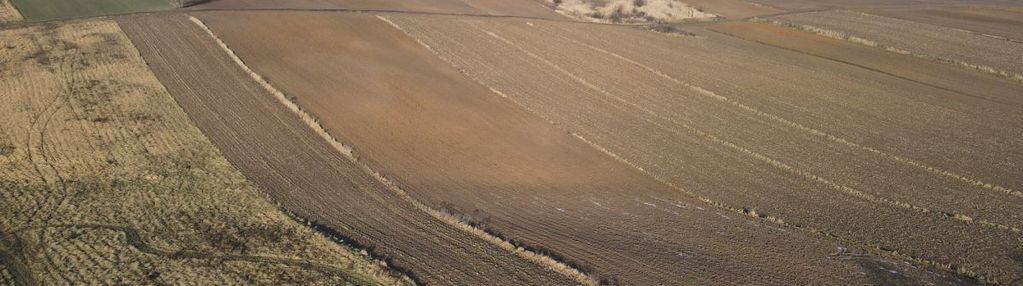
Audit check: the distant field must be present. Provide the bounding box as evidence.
[864,6,1023,41]
[706,21,1023,108]
[185,0,565,19]
[0,19,407,285]
[769,10,1023,82]
[10,0,172,21]
[681,0,783,19]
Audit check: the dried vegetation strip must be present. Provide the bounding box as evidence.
[384,15,1018,284]
[116,13,580,286]
[766,10,1023,82]
[0,0,21,23]
[0,20,409,285]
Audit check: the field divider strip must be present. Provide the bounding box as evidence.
[478,24,1023,234]
[381,15,999,284]
[189,14,598,286]
[531,22,1022,200]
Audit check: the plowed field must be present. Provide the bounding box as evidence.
[382,14,1023,283]
[182,10,981,285]
[116,13,579,285]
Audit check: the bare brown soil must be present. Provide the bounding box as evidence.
[116,13,580,285]
[0,19,407,285]
[185,10,982,285]
[383,14,1023,283]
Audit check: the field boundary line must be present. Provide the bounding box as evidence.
[531,22,1022,201]
[754,17,1023,83]
[381,16,997,284]
[189,14,597,286]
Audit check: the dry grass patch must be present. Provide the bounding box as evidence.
[0,0,22,23]
[544,0,716,23]
[0,20,410,285]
